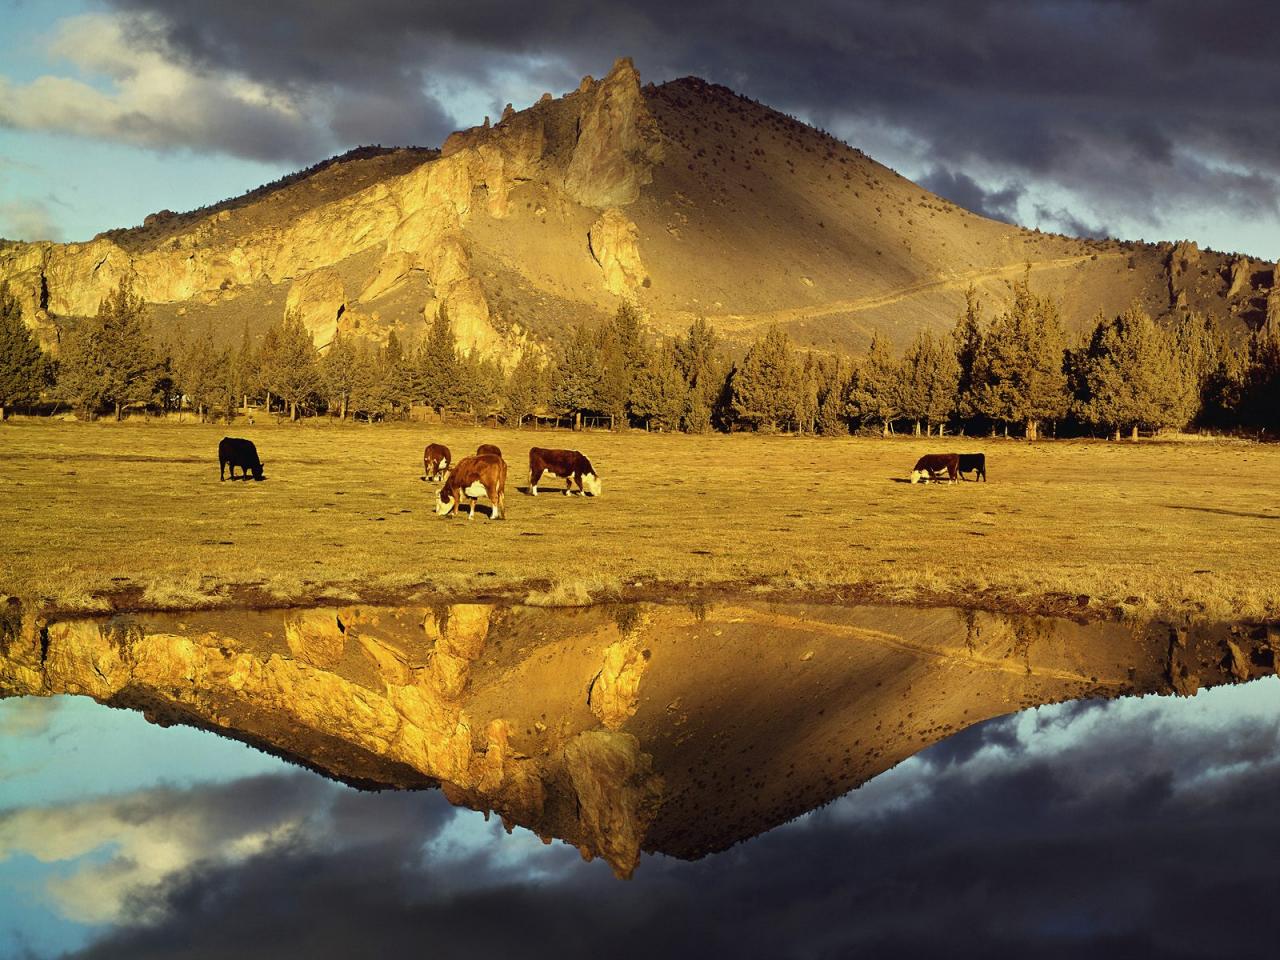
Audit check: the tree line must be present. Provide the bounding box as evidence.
[2,276,1279,436]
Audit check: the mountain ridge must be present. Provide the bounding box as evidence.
[1,57,1272,360]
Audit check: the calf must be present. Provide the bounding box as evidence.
[528,447,602,497]
[958,453,987,482]
[476,443,502,458]
[436,454,507,520]
[219,437,264,481]
[910,453,959,484]
[423,443,451,481]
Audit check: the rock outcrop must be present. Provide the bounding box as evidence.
[588,208,649,298]
[1227,256,1253,299]
[563,57,664,208]
[285,269,347,345]
[1167,239,1200,307]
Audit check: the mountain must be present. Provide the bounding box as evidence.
[1,57,1273,360]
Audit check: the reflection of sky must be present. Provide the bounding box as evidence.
[2,679,1279,958]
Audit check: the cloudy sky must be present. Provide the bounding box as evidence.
[1,0,1277,258]
[3,679,1280,958]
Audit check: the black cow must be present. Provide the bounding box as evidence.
[958,453,987,482]
[219,437,264,481]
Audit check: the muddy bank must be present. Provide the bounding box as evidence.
[1,600,1275,877]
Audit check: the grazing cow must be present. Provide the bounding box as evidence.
[218,437,264,481]
[476,443,502,458]
[910,453,959,484]
[528,447,602,497]
[423,443,451,481]
[436,454,507,520]
[958,453,987,482]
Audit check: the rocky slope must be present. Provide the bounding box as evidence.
[1,57,1272,360]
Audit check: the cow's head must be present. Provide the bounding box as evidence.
[909,469,925,484]
[251,462,265,481]
[436,487,456,516]
[581,473,603,497]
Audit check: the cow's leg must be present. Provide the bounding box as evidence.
[530,469,540,496]
[565,474,574,496]
[220,461,226,481]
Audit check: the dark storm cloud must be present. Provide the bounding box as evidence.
[59,685,1280,960]
[101,0,1280,230]
[918,168,1024,224]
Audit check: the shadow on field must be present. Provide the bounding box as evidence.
[1164,504,1279,521]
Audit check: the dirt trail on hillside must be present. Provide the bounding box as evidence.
[707,253,1123,330]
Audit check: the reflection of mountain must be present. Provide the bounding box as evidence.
[0,601,1273,877]
[2,57,1272,359]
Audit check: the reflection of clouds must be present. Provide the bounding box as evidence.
[0,698,60,738]
[823,677,1280,827]
[0,774,454,926]
[6,678,1278,958]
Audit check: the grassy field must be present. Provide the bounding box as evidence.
[1,419,1277,622]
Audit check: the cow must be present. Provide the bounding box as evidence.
[436,454,507,520]
[910,453,959,484]
[422,443,451,482]
[219,437,264,481]
[528,447,602,497]
[958,453,987,482]
[476,443,502,458]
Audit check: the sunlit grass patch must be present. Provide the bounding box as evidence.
[1,419,1277,621]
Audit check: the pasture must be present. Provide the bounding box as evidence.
[1,419,1277,621]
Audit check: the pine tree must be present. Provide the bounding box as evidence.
[795,352,822,434]
[504,349,545,426]
[231,322,257,413]
[456,347,503,420]
[382,330,414,415]
[259,310,321,421]
[900,330,959,435]
[174,325,232,422]
[596,302,649,428]
[347,341,392,422]
[320,332,360,420]
[972,273,1067,439]
[58,280,160,420]
[730,325,799,431]
[552,321,602,428]
[815,357,850,436]
[1171,313,1227,428]
[415,306,460,412]
[845,331,902,435]
[1077,303,1187,439]
[0,281,47,420]
[675,316,724,433]
[631,338,688,431]
[952,285,985,423]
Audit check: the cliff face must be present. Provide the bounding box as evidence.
[2,600,1273,875]
[0,57,1272,361]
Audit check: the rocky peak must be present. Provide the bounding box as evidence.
[563,57,664,208]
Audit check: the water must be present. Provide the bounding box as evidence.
[2,601,1278,956]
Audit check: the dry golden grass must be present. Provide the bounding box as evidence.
[1,418,1277,621]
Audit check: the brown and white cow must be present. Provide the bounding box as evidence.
[423,443,451,482]
[528,447,602,497]
[476,443,502,458]
[436,453,507,520]
[910,453,960,484]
